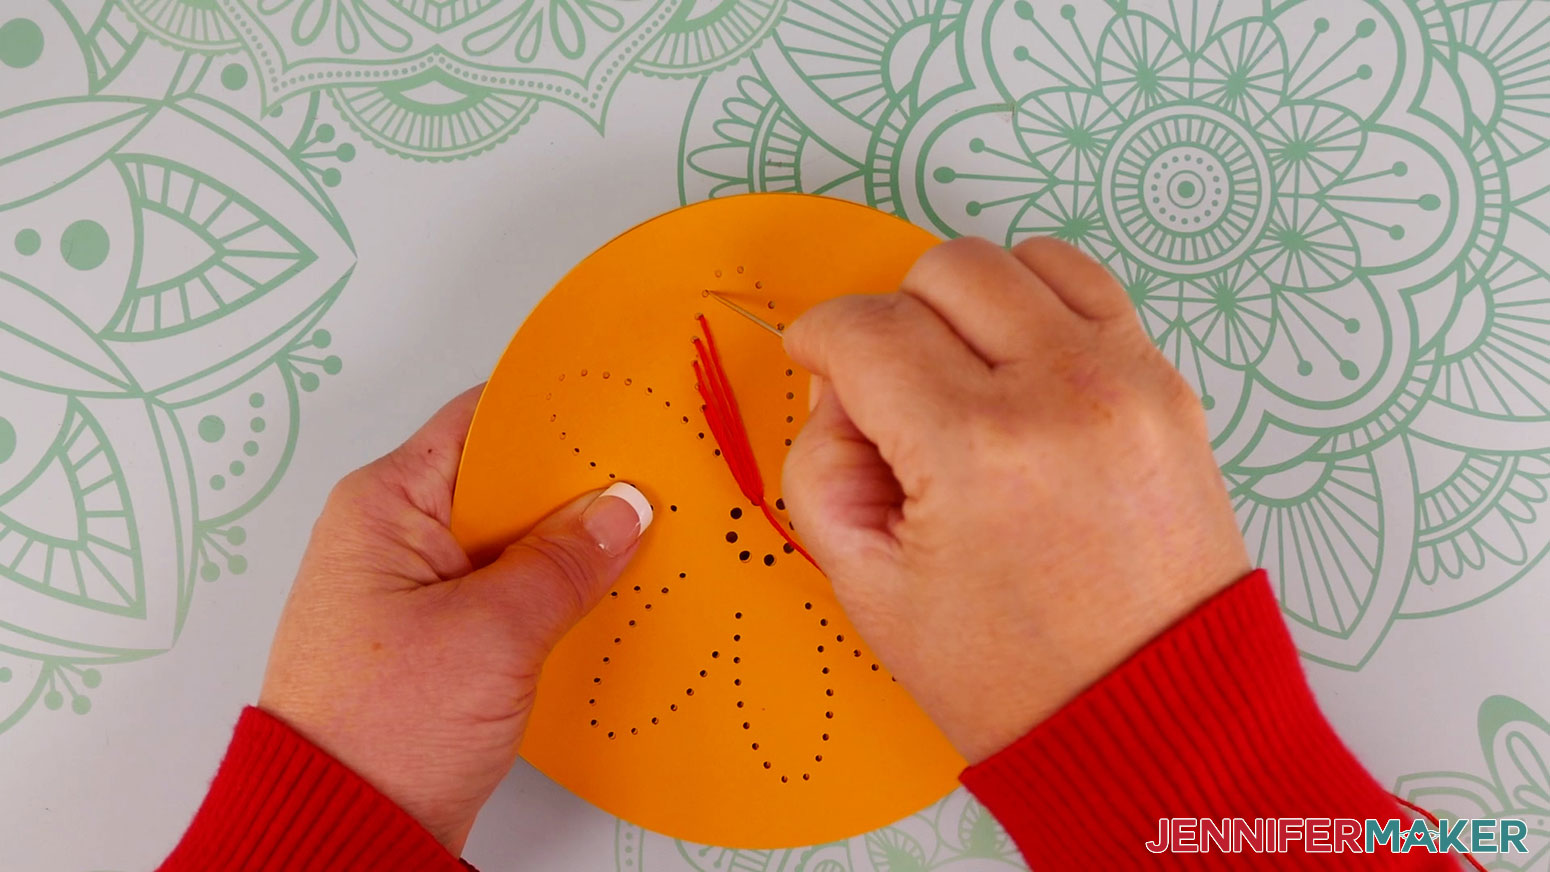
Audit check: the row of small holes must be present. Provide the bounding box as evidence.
[593,577,696,737]
[554,303,831,778]
[784,368,797,445]
[733,609,815,783]
[558,371,696,739]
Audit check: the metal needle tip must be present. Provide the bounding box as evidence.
[704,290,785,337]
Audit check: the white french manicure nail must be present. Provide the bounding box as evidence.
[581,482,653,557]
[602,481,653,533]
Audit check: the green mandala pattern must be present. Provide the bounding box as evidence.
[682,0,1550,672]
[1395,695,1550,871]
[0,3,352,732]
[89,0,789,160]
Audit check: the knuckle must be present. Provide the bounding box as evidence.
[842,293,913,349]
[509,533,600,618]
[382,445,452,518]
[938,235,1003,260]
[325,465,381,511]
[1161,368,1204,414]
[910,236,1001,281]
[780,434,820,495]
[1129,342,1205,419]
[1114,372,1208,460]
[788,294,906,367]
[326,460,417,526]
[383,442,426,486]
[1009,234,1059,263]
[1161,373,1210,436]
[1092,279,1135,318]
[1011,235,1083,275]
[956,337,1212,479]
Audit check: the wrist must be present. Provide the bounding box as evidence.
[254,697,483,855]
[161,708,467,871]
[960,570,1410,868]
[930,556,1251,764]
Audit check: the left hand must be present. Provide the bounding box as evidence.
[258,386,651,854]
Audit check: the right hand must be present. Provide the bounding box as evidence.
[781,237,1251,764]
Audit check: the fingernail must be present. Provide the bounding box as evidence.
[808,374,824,412]
[583,482,653,556]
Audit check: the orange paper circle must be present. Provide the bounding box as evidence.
[451,194,963,847]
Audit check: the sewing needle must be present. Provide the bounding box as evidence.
[704,290,784,338]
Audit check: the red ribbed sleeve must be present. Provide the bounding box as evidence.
[161,572,1458,870]
[960,570,1455,870]
[157,707,470,872]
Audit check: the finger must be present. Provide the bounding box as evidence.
[1009,236,1135,322]
[782,379,905,579]
[900,236,1081,364]
[784,292,985,469]
[377,384,485,523]
[457,483,651,651]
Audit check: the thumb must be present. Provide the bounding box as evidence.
[458,483,653,650]
[782,377,904,576]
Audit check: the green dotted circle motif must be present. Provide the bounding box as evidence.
[1102,107,1270,275]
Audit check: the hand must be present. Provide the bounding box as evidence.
[258,386,652,854]
[781,237,1250,764]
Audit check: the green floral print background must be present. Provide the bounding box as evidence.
[1,0,1547,869]
[679,0,1550,671]
[1395,695,1550,871]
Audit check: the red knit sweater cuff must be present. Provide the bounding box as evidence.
[960,570,1411,869]
[158,707,468,872]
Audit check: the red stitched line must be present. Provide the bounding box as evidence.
[695,318,760,491]
[693,349,757,499]
[1390,794,1488,872]
[693,315,817,569]
[759,501,816,566]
